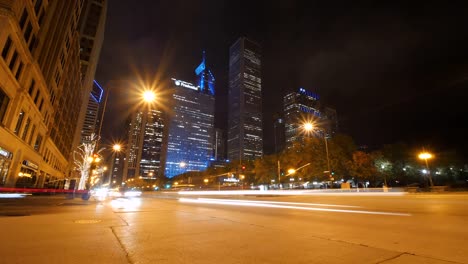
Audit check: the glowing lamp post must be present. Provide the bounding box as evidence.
[418,152,434,186]
[303,122,313,132]
[303,122,332,181]
[142,90,156,103]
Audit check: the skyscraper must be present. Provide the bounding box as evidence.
[227,37,263,162]
[81,80,104,143]
[76,0,107,145]
[122,108,166,182]
[283,87,337,147]
[0,1,105,188]
[214,128,226,161]
[164,78,215,178]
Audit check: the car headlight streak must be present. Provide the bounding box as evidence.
[179,198,411,216]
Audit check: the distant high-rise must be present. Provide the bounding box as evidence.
[0,1,106,188]
[283,87,337,147]
[164,78,215,178]
[273,117,286,153]
[214,128,226,161]
[81,80,104,143]
[122,108,166,182]
[76,0,107,146]
[227,37,263,162]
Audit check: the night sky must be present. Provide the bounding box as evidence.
[96,1,468,158]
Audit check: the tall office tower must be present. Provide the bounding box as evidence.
[76,0,107,146]
[139,109,165,179]
[227,37,263,162]
[323,107,339,135]
[81,80,104,143]
[214,128,226,161]
[109,151,125,185]
[122,109,166,182]
[273,117,286,154]
[283,87,337,147]
[0,1,96,188]
[165,78,215,178]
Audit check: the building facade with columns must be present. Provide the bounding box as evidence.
[0,0,106,188]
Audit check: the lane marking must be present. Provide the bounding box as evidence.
[179,198,411,216]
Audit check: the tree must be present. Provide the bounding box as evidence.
[253,155,278,184]
[348,151,376,186]
[73,134,105,190]
[328,134,356,180]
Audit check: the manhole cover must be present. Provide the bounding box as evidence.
[74,219,101,224]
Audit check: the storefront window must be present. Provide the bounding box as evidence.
[16,160,38,188]
[0,147,13,186]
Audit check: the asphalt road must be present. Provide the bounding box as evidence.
[0,191,467,264]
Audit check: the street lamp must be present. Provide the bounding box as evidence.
[273,119,283,189]
[303,122,313,132]
[418,151,434,186]
[381,164,388,187]
[142,90,156,103]
[303,122,332,181]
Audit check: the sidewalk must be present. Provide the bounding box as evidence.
[0,197,129,264]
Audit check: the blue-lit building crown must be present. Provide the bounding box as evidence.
[195,51,215,95]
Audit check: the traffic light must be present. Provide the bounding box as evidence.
[241,165,246,170]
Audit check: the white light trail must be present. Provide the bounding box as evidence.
[179,198,411,216]
[197,198,361,208]
[177,190,406,196]
[0,193,29,198]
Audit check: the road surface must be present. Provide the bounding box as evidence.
[0,191,467,263]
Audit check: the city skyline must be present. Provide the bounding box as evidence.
[97,1,468,158]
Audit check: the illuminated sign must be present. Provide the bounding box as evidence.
[299,87,319,100]
[223,178,240,183]
[22,160,39,170]
[171,78,199,91]
[0,147,11,158]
